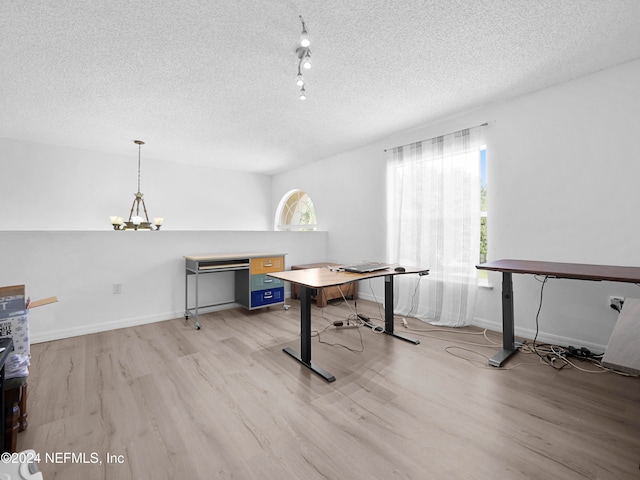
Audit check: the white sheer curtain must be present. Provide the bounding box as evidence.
[386,126,484,327]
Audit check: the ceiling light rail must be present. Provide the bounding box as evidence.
[296,15,311,100]
[110,140,164,231]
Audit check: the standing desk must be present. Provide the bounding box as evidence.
[267,266,429,382]
[476,259,640,367]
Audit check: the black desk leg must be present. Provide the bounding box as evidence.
[489,272,524,367]
[384,275,420,344]
[283,285,336,382]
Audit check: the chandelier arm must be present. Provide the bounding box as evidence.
[140,197,151,223]
[128,197,139,222]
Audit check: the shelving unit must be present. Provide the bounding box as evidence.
[184,253,286,329]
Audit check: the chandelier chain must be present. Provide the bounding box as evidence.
[137,141,142,193]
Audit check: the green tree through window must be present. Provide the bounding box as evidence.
[479,148,488,281]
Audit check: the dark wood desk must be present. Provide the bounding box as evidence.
[268,266,429,382]
[476,259,640,367]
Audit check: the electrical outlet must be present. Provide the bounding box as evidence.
[609,296,624,311]
[113,283,122,294]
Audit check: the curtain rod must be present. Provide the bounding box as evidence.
[384,122,489,152]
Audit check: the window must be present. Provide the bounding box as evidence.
[275,189,317,231]
[479,147,488,283]
[386,125,486,326]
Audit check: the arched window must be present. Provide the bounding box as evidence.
[275,189,317,231]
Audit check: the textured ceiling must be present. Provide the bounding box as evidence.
[2,0,640,174]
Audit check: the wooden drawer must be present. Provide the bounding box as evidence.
[251,256,284,274]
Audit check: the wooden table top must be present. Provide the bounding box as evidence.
[477,259,640,283]
[268,266,429,288]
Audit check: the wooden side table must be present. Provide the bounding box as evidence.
[290,263,357,307]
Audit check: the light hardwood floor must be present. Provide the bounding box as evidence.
[17,299,640,479]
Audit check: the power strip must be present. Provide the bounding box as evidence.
[333,320,359,329]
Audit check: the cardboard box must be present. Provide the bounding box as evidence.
[0,285,57,356]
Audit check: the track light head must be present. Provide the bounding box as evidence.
[296,47,311,69]
[299,16,310,47]
[296,65,305,86]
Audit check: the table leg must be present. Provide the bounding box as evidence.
[283,285,336,382]
[193,270,201,329]
[384,275,420,344]
[489,272,524,367]
[184,269,188,318]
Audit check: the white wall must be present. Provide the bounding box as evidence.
[272,147,386,265]
[0,139,273,231]
[272,58,640,352]
[0,231,328,343]
[0,140,329,343]
[3,58,639,352]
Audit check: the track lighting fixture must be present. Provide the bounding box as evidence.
[296,16,312,99]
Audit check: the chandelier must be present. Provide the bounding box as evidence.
[295,15,311,100]
[110,140,163,231]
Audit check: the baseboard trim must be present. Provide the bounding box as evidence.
[470,317,606,354]
[30,293,608,355]
[356,291,607,354]
[30,302,244,345]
